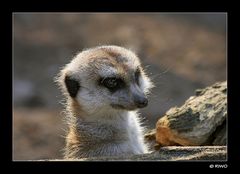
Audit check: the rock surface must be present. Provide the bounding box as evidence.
[156,81,227,146]
[43,146,226,161]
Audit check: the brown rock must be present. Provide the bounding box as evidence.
[39,146,226,161]
[156,81,227,146]
[144,129,158,150]
[212,121,226,145]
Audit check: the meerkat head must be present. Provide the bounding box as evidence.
[57,45,153,119]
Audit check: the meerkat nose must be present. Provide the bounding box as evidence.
[135,96,148,108]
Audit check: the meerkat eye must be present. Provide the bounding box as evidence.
[135,68,141,85]
[101,77,124,92]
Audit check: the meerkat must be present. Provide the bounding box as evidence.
[56,45,153,159]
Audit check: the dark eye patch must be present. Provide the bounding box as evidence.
[99,77,125,93]
[64,75,80,98]
[135,68,141,86]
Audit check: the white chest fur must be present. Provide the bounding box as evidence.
[74,111,149,157]
[124,111,148,154]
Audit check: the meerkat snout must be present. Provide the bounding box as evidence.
[56,45,153,159]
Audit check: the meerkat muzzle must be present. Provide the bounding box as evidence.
[130,84,148,108]
[134,95,148,108]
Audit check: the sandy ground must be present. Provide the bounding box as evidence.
[13,108,65,160]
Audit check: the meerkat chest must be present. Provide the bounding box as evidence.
[75,113,147,155]
[124,116,147,154]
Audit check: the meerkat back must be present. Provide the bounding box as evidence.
[56,45,153,159]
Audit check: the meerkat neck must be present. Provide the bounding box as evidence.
[64,109,148,158]
[68,99,129,124]
[75,112,131,136]
[71,109,136,131]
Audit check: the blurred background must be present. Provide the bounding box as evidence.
[13,13,227,160]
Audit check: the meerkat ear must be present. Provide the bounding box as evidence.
[64,75,80,98]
